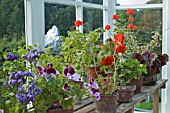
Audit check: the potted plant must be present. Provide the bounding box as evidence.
[61,20,105,80]
[0,44,85,113]
[132,31,169,86]
[117,58,147,100]
[132,51,168,86]
[0,44,44,113]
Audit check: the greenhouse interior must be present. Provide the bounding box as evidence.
[0,0,170,113]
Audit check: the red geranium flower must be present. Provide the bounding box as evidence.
[108,38,113,42]
[115,44,126,54]
[112,14,120,20]
[127,24,137,30]
[132,25,137,30]
[126,9,135,15]
[128,17,134,22]
[114,33,125,45]
[74,20,83,27]
[102,56,114,66]
[105,25,111,30]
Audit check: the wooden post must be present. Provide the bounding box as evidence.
[153,89,159,113]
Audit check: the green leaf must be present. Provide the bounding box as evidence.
[56,93,63,101]
[0,78,7,83]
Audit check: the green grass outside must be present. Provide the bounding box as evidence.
[135,101,153,110]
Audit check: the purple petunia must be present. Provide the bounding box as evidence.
[84,78,100,101]
[64,67,80,81]
[63,83,70,92]
[36,63,60,81]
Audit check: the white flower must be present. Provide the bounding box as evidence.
[86,37,90,41]
[77,53,82,56]
[118,52,122,56]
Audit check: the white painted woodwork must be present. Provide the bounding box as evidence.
[162,0,170,113]
[24,1,170,112]
[115,4,163,10]
[24,0,45,48]
[76,0,83,32]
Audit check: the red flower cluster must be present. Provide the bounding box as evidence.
[114,34,126,55]
[126,9,135,15]
[112,14,120,20]
[105,25,111,30]
[127,24,137,30]
[102,56,114,66]
[128,17,134,22]
[114,33,125,45]
[115,44,126,54]
[74,20,83,27]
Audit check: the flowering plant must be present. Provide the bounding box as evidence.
[0,44,85,113]
[61,20,105,79]
[84,9,147,100]
[132,32,169,75]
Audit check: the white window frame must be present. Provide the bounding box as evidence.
[24,0,170,112]
[116,2,170,113]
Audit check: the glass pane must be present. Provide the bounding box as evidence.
[117,9,162,53]
[45,3,76,54]
[0,1,25,51]
[83,8,103,33]
[45,4,76,36]
[83,8,103,41]
[117,0,162,6]
[83,0,103,5]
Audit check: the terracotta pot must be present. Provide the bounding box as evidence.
[129,76,144,94]
[88,67,107,79]
[142,74,157,86]
[118,86,136,103]
[94,93,119,113]
[47,108,73,113]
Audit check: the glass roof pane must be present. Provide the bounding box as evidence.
[83,0,103,5]
[117,0,162,6]
[117,9,162,53]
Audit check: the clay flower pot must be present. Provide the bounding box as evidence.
[142,74,157,86]
[118,85,136,103]
[47,107,73,113]
[129,76,144,94]
[88,67,107,79]
[94,93,119,113]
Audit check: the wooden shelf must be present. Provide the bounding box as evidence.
[74,79,168,113]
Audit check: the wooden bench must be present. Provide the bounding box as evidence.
[74,79,168,113]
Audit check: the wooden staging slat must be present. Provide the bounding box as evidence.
[73,79,167,113]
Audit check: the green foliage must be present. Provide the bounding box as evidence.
[117,59,147,85]
[0,44,85,112]
[135,101,153,110]
[61,27,105,78]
